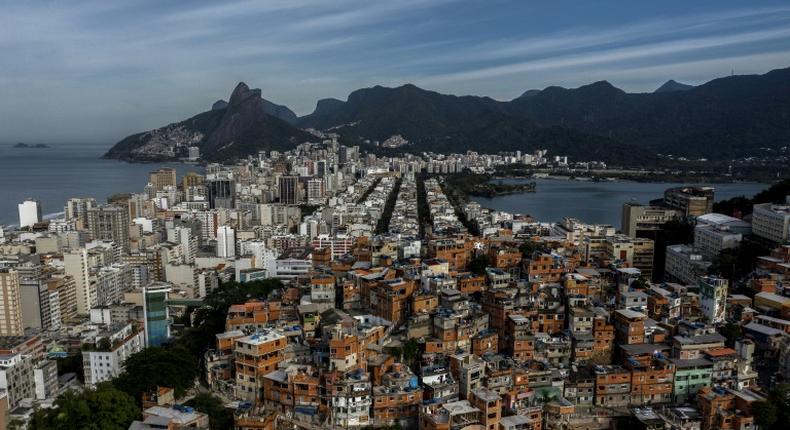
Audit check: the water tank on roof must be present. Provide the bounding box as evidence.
[410,376,419,389]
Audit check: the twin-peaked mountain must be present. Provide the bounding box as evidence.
[105,66,790,164]
[104,83,312,162]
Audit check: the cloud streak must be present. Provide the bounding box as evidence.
[0,0,789,144]
[417,23,790,84]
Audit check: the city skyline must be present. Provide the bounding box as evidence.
[2,3,790,428]
[2,0,790,143]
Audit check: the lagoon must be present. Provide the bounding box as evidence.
[471,178,766,227]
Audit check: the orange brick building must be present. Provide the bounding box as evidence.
[226,300,281,331]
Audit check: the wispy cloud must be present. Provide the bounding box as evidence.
[418,25,790,84]
[0,0,789,144]
[458,6,790,63]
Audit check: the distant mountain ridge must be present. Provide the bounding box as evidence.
[105,66,790,163]
[300,67,790,160]
[654,79,694,93]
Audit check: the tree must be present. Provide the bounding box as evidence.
[630,277,648,290]
[97,337,112,351]
[720,323,743,348]
[55,354,84,382]
[402,339,420,366]
[753,400,778,430]
[468,255,490,276]
[714,179,790,217]
[186,393,233,430]
[113,346,199,400]
[519,241,542,258]
[174,279,286,361]
[709,240,769,287]
[30,383,139,430]
[748,383,790,430]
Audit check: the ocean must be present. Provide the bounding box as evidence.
[0,143,203,226]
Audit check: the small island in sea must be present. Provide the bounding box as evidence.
[13,143,48,148]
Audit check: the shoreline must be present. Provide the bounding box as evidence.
[491,174,771,185]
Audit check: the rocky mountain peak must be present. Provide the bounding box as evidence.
[229,82,260,106]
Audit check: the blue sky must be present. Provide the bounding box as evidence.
[2,0,790,145]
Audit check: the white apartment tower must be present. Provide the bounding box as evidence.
[18,199,42,229]
[64,248,94,315]
[216,225,236,258]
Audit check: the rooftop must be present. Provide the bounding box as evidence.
[238,329,285,345]
[471,387,501,402]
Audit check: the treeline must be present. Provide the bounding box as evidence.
[714,179,790,217]
[356,177,383,204]
[375,178,402,234]
[443,172,535,199]
[416,174,431,237]
[439,177,480,236]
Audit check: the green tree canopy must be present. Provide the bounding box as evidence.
[708,241,769,287]
[713,179,790,217]
[113,346,199,400]
[751,383,790,430]
[186,393,233,430]
[753,400,778,430]
[468,255,490,275]
[172,278,285,361]
[30,383,139,430]
[519,240,543,258]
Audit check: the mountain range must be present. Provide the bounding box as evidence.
[104,66,790,165]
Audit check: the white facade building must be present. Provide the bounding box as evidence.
[18,199,42,228]
[82,323,145,385]
[665,244,711,286]
[64,248,94,315]
[752,203,790,244]
[216,225,236,258]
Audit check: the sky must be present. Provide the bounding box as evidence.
[2,0,790,145]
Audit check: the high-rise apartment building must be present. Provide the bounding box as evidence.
[182,171,204,190]
[149,167,177,191]
[87,205,131,252]
[64,248,94,315]
[0,269,24,336]
[17,199,42,229]
[143,283,172,347]
[621,202,679,237]
[699,276,728,324]
[95,264,133,307]
[278,175,299,205]
[660,187,715,217]
[0,353,35,409]
[217,225,236,258]
[207,178,235,209]
[64,197,96,229]
[306,178,326,202]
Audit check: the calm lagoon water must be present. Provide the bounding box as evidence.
[0,143,203,225]
[471,178,766,227]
